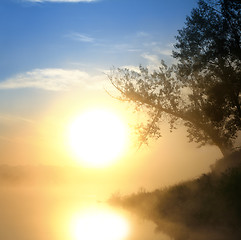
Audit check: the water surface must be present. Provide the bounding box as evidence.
[0,186,170,240]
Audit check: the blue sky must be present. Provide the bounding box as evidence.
[0,0,197,82]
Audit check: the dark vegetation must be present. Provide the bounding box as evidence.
[109,150,241,240]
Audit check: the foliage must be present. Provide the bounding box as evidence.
[108,0,241,156]
[173,0,241,154]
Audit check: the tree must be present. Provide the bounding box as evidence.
[108,0,241,156]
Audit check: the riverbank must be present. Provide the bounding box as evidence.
[109,150,241,240]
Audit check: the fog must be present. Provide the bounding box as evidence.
[0,184,170,240]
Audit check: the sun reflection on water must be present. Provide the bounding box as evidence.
[69,205,130,240]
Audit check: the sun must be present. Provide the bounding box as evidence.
[68,108,128,167]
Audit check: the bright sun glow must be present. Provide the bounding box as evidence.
[69,208,129,240]
[68,108,128,167]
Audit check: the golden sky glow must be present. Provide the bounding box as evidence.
[0,86,221,192]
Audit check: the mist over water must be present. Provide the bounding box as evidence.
[0,185,170,240]
[2,153,241,240]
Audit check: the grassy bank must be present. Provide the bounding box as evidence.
[109,150,241,240]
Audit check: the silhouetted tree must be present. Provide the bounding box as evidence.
[173,0,241,155]
[108,0,241,156]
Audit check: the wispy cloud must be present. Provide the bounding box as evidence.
[121,65,141,72]
[158,49,172,56]
[65,32,95,43]
[157,43,174,56]
[141,53,161,65]
[24,0,98,2]
[0,69,94,91]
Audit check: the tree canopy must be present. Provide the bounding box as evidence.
[108,0,241,156]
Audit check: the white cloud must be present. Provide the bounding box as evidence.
[142,41,174,57]
[121,65,141,72]
[140,53,163,72]
[141,53,160,65]
[25,0,97,2]
[0,69,98,91]
[158,49,172,56]
[156,42,175,57]
[65,32,95,43]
